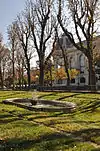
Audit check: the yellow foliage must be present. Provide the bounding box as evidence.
[55,67,79,80]
[55,67,66,80]
[69,69,80,79]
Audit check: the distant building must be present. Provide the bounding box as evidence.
[53,34,100,87]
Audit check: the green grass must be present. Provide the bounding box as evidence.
[0,90,100,150]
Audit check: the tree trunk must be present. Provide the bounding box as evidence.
[50,67,52,87]
[12,47,15,90]
[27,62,31,89]
[0,64,3,88]
[18,63,21,89]
[62,50,70,86]
[39,60,44,87]
[12,60,15,90]
[88,58,96,91]
[65,66,70,86]
[21,60,24,89]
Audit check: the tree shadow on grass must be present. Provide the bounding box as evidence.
[0,128,100,151]
[0,111,35,124]
[0,132,74,151]
[0,111,22,124]
[42,119,100,127]
[91,149,100,151]
[0,117,22,124]
[72,128,100,145]
[79,100,100,113]
[27,112,64,121]
[57,93,80,100]
[38,92,80,101]
[0,92,23,99]
[75,95,100,100]
[0,114,13,119]
[38,93,55,99]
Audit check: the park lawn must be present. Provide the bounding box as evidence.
[0,91,100,151]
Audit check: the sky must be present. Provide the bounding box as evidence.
[0,0,38,67]
[0,0,26,44]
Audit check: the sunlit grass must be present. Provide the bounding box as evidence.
[0,90,100,150]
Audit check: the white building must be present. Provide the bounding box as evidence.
[53,34,100,87]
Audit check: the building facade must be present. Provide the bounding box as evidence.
[53,34,100,87]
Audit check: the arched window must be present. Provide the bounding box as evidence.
[80,77,85,83]
[69,57,74,69]
[96,76,98,82]
[79,54,85,71]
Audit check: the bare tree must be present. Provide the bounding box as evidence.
[8,23,18,89]
[1,48,10,87]
[16,44,25,89]
[0,34,11,88]
[26,0,57,87]
[0,34,3,88]
[55,28,70,86]
[57,0,99,90]
[0,44,10,88]
[15,13,32,89]
[0,33,3,43]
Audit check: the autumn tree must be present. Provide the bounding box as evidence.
[26,0,57,87]
[55,67,79,85]
[56,67,66,81]
[69,69,80,80]
[57,0,99,90]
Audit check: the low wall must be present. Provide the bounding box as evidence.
[37,85,90,91]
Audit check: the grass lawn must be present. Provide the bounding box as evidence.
[0,90,100,151]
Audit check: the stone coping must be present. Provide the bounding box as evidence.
[2,98,77,113]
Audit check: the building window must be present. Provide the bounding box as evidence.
[69,57,74,69]
[58,79,62,84]
[79,54,85,71]
[80,77,85,83]
[59,38,63,46]
[96,76,98,82]
[80,71,84,74]
[71,78,75,83]
[65,37,71,48]
[98,76,100,80]
[95,69,100,74]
